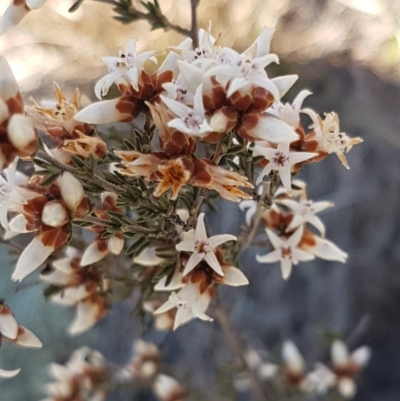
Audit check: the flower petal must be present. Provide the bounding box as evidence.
[0,305,18,340]
[204,251,224,276]
[80,242,109,266]
[209,234,237,249]
[69,300,99,335]
[221,266,249,286]
[182,252,203,276]
[256,249,281,263]
[74,99,132,124]
[0,368,20,378]
[13,326,42,348]
[12,236,54,282]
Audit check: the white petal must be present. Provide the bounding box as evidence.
[182,252,203,276]
[303,236,348,263]
[266,229,284,250]
[195,213,208,242]
[108,235,124,254]
[331,340,349,366]
[270,75,298,99]
[0,368,20,378]
[256,249,281,264]
[252,116,298,143]
[0,305,18,340]
[221,266,249,286]
[52,257,74,273]
[227,77,251,98]
[69,300,99,335]
[173,306,192,330]
[80,242,108,266]
[193,84,205,118]
[12,236,54,282]
[74,99,131,124]
[292,90,312,117]
[8,214,32,233]
[60,172,85,215]
[175,240,195,253]
[41,201,68,228]
[14,326,42,348]
[292,248,315,262]
[351,346,371,368]
[289,151,318,165]
[280,258,293,280]
[209,234,237,249]
[278,165,292,194]
[286,214,304,232]
[0,56,19,100]
[204,251,224,276]
[307,214,326,237]
[177,60,204,95]
[287,226,304,247]
[160,95,191,119]
[0,3,29,35]
[49,363,70,380]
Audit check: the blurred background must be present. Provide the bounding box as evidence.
[1,0,400,400]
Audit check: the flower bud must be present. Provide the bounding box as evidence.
[7,114,37,151]
[60,172,85,215]
[41,200,68,228]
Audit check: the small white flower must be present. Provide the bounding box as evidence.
[161,84,213,136]
[94,39,157,99]
[253,142,318,193]
[256,226,314,279]
[278,197,333,237]
[176,213,236,276]
[154,283,213,331]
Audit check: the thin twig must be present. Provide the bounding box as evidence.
[239,173,275,252]
[212,303,267,401]
[36,150,123,194]
[190,0,200,47]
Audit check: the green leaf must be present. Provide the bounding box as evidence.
[40,174,60,187]
[126,237,149,256]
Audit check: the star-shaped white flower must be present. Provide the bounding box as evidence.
[278,197,333,237]
[176,213,236,276]
[161,85,212,136]
[154,283,213,331]
[256,226,314,279]
[253,142,318,193]
[206,47,280,99]
[94,39,157,99]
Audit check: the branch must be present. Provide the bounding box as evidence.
[212,303,267,401]
[36,150,123,194]
[239,172,277,253]
[189,0,200,47]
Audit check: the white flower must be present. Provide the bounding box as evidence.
[278,197,333,237]
[305,362,336,394]
[301,109,363,169]
[154,283,213,331]
[176,213,236,276]
[268,90,312,128]
[331,340,372,398]
[0,368,21,378]
[256,226,314,279]
[206,48,281,99]
[160,84,213,136]
[94,39,157,99]
[253,142,318,193]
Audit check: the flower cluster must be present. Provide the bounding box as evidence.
[243,339,371,399]
[0,11,366,400]
[41,340,185,401]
